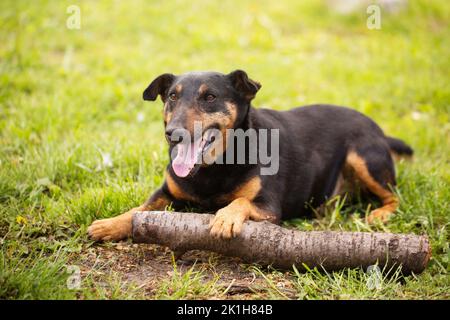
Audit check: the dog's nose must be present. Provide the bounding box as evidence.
[165,128,175,141]
[165,126,185,143]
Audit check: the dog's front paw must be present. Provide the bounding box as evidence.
[367,208,392,224]
[88,214,132,241]
[209,206,247,239]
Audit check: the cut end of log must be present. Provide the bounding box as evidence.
[132,211,431,274]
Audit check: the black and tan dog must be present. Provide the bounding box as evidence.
[88,70,413,241]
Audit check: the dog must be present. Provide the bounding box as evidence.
[88,70,413,241]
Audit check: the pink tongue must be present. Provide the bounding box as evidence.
[172,140,204,178]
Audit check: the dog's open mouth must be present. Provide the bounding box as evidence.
[171,130,216,178]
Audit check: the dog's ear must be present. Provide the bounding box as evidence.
[143,73,176,101]
[227,70,261,101]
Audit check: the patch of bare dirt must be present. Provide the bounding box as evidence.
[73,242,295,299]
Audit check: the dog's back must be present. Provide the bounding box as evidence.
[251,104,411,219]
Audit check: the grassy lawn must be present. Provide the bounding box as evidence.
[0,0,449,299]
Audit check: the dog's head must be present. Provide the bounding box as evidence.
[143,70,261,178]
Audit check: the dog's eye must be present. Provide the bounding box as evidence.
[205,94,216,102]
[169,93,177,102]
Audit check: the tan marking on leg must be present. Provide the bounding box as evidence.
[209,197,275,239]
[145,195,172,211]
[233,175,261,199]
[88,195,171,242]
[211,176,272,238]
[219,176,261,203]
[88,205,144,241]
[346,151,398,224]
[165,170,198,202]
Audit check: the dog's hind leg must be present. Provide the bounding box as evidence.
[345,147,398,224]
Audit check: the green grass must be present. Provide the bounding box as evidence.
[0,0,449,299]
[154,255,221,300]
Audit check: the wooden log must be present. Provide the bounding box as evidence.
[132,211,431,274]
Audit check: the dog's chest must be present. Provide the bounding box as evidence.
[189,174,261,210]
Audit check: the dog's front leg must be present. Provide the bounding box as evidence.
[209,197,277,239]
[88,188,171,241]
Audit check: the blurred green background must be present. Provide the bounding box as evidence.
[0,0,448,299]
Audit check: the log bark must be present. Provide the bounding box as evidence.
[132,211,431,274]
